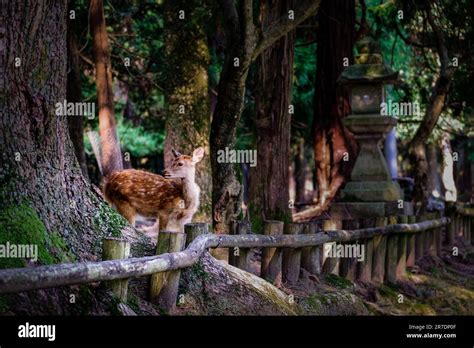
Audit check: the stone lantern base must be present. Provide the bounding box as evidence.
[330,201,413,220]
[341,114,403,202]
[328,114,409,219]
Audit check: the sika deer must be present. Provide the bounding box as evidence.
[103,147,204,234]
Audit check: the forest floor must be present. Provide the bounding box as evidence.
[212,241,474,315]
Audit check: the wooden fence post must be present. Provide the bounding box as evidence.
[102,238,131,302]
[446,202,456,245]
[428,213,437,257]
[385,216,398,284]
[372,217,388,283]
[234,221,251,272]
[339,219,360,281]
[415,215,425,261]
[282,223,304,285]
[455,213,462,238]
[261,220,283,285]
[464,215,471,245]
[396,216,408,280]
[184,223,209,247]
[406,216,416,268]
[149,231,186,311]
[436,211,443,255]
[228,220,238,265]
[468,215,472,245]
[322,220,341,275]
[357,219,374,282]
[301,222,321,275]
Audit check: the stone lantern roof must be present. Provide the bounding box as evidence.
[338,37,399,85]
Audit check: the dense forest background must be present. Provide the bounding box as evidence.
[69,0,470,219]
[0,0,473,315]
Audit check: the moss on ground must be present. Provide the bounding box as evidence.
[325,274,354,289]
[372,266,474,315]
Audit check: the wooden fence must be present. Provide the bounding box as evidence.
[0,203,472,312]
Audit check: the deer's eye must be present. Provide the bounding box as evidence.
[178,162,184,166]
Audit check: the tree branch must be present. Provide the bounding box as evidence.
[425,4,451,78]
[252,0,321,61]
[220,0,240,43]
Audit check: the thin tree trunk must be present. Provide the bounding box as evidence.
[408,5,454,212]
[67,8,89,179]
[293,0,357,222]
[90,0,123,177]
[163,0,212,221]
[249,0,295,229]
[294,137,307,205]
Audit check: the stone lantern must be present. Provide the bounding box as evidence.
[332,39,407,218]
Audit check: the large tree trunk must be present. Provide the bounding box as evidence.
[293,0,357,222]
[67,5,89,179]
[163,0,212,222]
[248,0,295,229]
[0,0,133,314]
[90,0,123,177]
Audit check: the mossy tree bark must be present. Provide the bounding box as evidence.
[163,0,212,221]
[0,0,126,264]
[249,0,295,229]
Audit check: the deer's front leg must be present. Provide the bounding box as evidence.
[139,219,160,238]
[158,213,169,231]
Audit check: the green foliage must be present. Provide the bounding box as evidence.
[75,1,166,161]
[366,0,473,146]
[84,115,164,158]
[292,41,316,139]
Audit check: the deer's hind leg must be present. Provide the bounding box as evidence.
[115,200,137,227]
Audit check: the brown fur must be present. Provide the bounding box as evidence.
[103,147,204,232]
[104,169,182,226]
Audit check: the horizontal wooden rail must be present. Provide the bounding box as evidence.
[0,218,449,294]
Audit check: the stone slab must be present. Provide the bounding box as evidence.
[330,201,413,220]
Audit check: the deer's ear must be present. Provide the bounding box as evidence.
[192,147,205,163]
[172,149,182,158]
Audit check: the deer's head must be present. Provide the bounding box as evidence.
[163,147,204,179]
